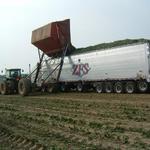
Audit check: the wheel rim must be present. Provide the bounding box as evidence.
[126,83,134,93]
[138,81,148,92]
[114,82,122,93]
[77,84,82,92]
[105,83,112,93]
[47,85,53,93]
[116,85,122,93]
[96,84,102,93]
[61,84,65,92]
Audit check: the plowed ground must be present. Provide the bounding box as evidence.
[0,93,150,150]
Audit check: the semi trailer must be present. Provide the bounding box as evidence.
[40,42,150,94]
[15,19,150,95]
[18,42,150,95]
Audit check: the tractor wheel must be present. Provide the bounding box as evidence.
[0,81,8,95]
[18,79,31,96]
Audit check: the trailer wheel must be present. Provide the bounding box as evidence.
[114,82,123,93]
[0,81,8,95]
[60,83,67,92]
[95,83,103,93]
[105,82,113,93]
[18,79,31,96]
[47,83,57,93]
[138,81,148,93]
[125,81,135,94]
[47,84,54,93]
[76,83,84,92]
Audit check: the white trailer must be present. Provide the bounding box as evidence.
[41,42,150,93]
[17,19,150,96]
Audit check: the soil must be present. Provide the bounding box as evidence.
[0,93,150,149]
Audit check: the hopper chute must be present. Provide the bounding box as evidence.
[31,19,71,57]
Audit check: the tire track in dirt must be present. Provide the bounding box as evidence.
[0,129,45,150]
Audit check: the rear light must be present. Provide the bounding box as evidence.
[16,77,20,81]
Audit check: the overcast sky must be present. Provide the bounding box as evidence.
[0,0,150,73]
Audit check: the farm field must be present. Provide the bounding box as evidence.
[0,93,150,150]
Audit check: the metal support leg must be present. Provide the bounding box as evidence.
[56,44,69,81]
[34,53,44,84]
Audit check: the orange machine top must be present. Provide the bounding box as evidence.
[31,19,71,57]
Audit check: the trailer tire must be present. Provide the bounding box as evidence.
[105,82,113,93]
[76,83,84,92]
[125,81,135,94]
[47,83,57,93]
[18,79,31,96]
[0,81,8,95]
[47,85,54,93]
[60,83,68,92]
[138,81,148,93]
[114,82,123,93]
[95,82,103,93]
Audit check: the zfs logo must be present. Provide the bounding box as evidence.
[72,62,91,77]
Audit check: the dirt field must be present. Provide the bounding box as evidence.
[0,93,150,150]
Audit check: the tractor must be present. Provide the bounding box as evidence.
[0,69,22,95]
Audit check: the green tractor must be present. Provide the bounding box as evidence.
[0,69,22,95]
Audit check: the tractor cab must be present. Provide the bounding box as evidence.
[0,68,22,95]
[5,69,21,81]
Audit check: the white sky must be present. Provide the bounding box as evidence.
[0,0,150,73]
